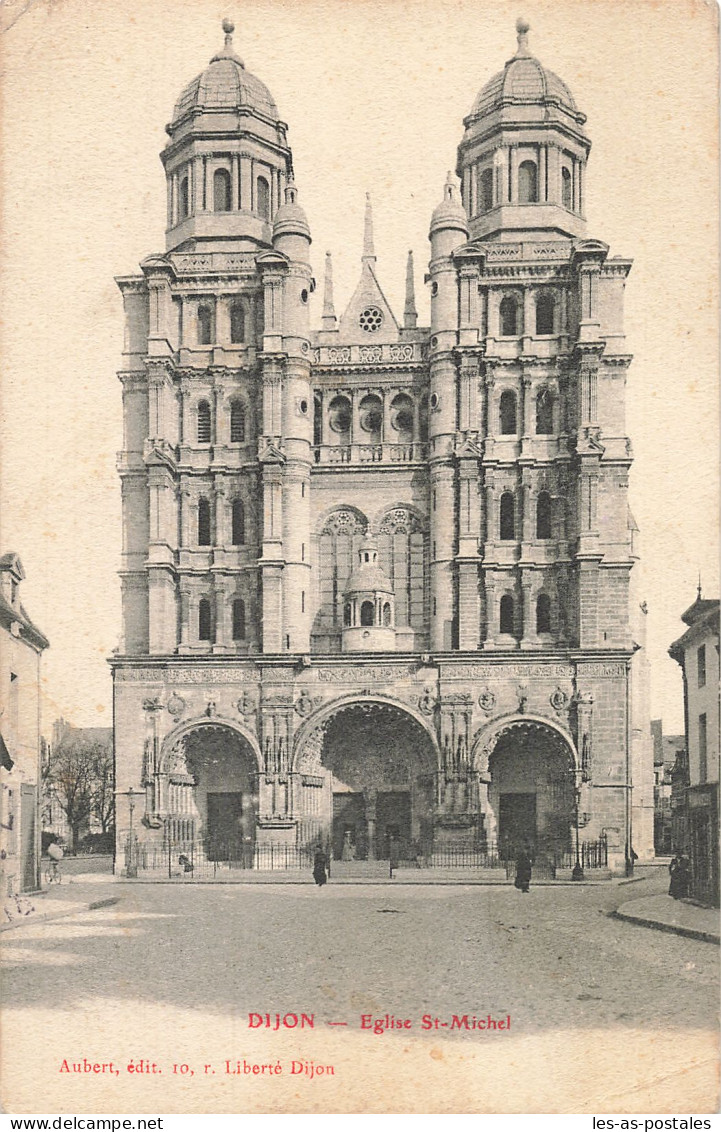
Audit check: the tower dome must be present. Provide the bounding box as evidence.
[161,21,293,252]
[457,20,591,242]
[170,21,280,127]
[342,538,396,653]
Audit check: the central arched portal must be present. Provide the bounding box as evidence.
[307,702,437,860]
[486,720,576,857]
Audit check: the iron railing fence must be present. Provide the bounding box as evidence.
[124,834,609,879]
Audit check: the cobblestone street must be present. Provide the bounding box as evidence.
[2,874,718,1113]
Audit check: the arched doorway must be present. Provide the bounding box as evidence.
[164,724,259,860]
[297,701,438,860]
[484,720,576,858]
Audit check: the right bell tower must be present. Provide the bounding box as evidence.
[457,18,590,243]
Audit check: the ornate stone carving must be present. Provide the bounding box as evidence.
[327,346,351,364]
[378,507,427,535]
[167,693,186,721]
[321,509,367,536]
[294,691,316,718]
[516,684,529,713]
[389,344,414,362]
[359,345,382,363]
[418,688,437,716]
[142,696,164,713]
[478,688,496,714]
[205,700,217,717]
[550,687,568,714]
[316,664,412,683]
[236,691,256,717]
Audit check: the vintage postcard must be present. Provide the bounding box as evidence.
[0,0,719,1117]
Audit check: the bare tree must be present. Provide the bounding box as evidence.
[89,743,115,836]
[45,737,97,852]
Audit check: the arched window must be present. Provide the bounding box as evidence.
[536,388,554,435]
[230,303,245,344]
[198,598,213,642]
[390,393,414,442]
[383,602,392,627]
[213,168,231,212]
[359,394,383,443]
[562,167,572,209]
[500,492,515,540]
[518,160,538,203]
[256,176,270,220]
[197,305,213,346]
[500,296,519,337]
[499,390,517,435]
[536,492,552,540]
[536,593,552,635]
[480,167,494,212]
[197,400,211,443]
[535,293,555,336]
[230,400,246,443]
[328,395,352,443]
[231,498,245,546]
[232,598,246,641]
[360,600,375,627]
[500,594,515,635]
[198,498,211,546]
[179,176,189,220]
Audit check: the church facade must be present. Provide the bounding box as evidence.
[112,20,653,873]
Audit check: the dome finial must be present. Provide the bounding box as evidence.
[222,18,235,46]
[515,17,531,56]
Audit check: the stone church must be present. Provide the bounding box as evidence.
[113,19,653,873]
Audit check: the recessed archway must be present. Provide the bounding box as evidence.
[472,716,578,856]
[160,721,260,859]
[294,698,439,860]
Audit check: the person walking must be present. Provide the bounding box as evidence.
[514,847,532,893]
[313,845,328,887]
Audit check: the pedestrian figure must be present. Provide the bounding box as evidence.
[341,829,355,862]
[178,854,193,874]
[669,854,690,899]
[514,847,532,893]
[313,846,328,887]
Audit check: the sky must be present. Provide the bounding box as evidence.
[0,0,718,733]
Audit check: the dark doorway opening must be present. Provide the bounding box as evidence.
[376,791,411,858]
[207,792,243,860]
[499,792,537,857]
[332,793,366,860]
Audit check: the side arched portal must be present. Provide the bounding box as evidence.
[472,717,578,856]
[158,721,260,860]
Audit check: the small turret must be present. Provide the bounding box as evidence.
[342,538,396,653]
[272,177,311,259]
[429,172,468,259]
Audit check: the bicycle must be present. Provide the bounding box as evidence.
[43,858,62,884]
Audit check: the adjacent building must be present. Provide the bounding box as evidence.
[112,20,653,874]
[650,719,684,856]
[669,591,720,905]
[0,553,49,895]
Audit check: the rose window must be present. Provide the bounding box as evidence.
[359,306,384,333]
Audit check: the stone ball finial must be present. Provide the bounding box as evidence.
[222,18,235,34]
[516,17,530,34]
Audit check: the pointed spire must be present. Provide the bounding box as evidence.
[515,17,531,57]
[362,192,376,264]
[697,572,703,601]
[322,251,337,329]
[404,250,417,329]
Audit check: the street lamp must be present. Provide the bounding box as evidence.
[572,777,584,881]
[127,786,137,879]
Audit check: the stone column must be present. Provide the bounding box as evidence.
[521,375,534,437]
[194,158,204,211]
[240,153,252,210]
[231,155,240,211]
[520,570,538,649]
[483,571,497,647]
